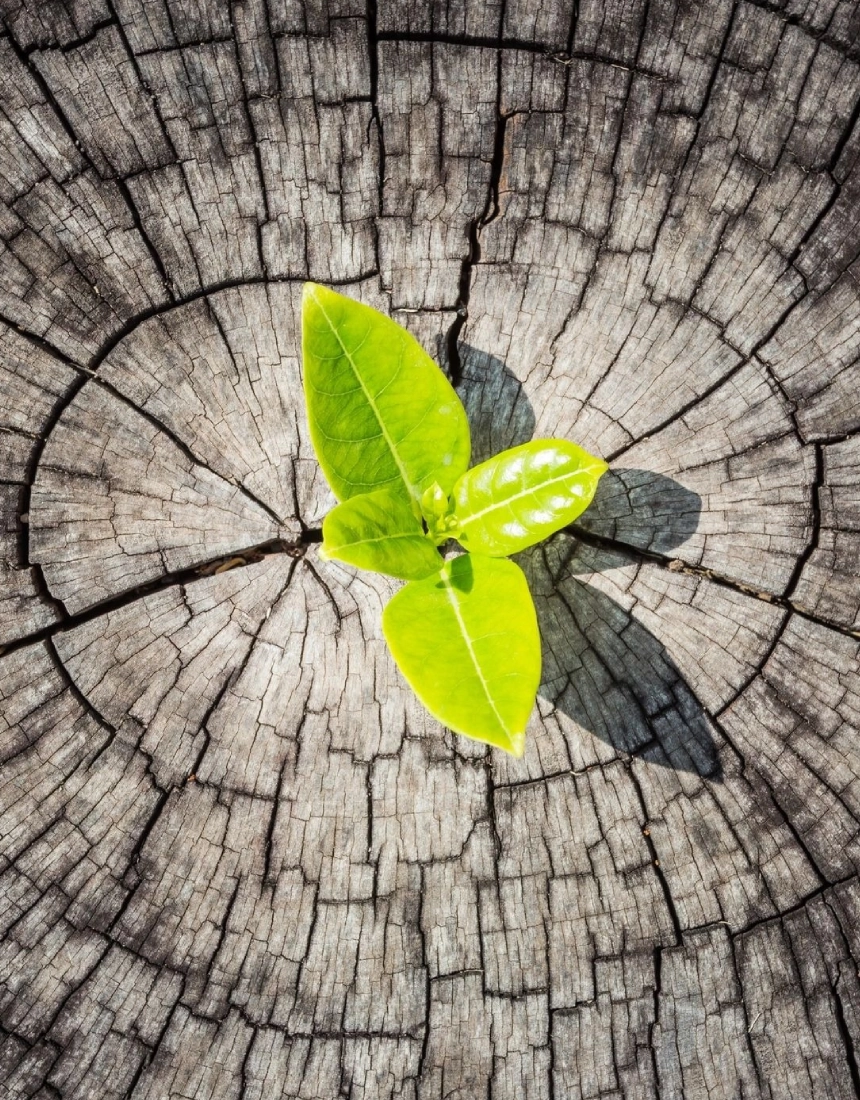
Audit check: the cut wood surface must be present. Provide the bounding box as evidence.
[1,1,860,1097]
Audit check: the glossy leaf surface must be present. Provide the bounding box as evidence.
[302,283,470,502]
[320,487,443,581]
[453,439,608,556]
[382,554,541,756]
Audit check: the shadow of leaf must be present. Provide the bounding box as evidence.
[577,467,702,555]
[522,536,723,780]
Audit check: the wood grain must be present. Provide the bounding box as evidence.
[1,0,860,1096]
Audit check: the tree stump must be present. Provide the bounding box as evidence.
[2,1,860,1096]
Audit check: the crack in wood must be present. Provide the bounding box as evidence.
[446,61,508,387]
[0,535,315,659]
[568,523,860,641]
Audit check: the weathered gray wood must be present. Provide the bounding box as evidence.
[0,324,76,644]
[2,1,860,1097]
[791,436,860,629]
[30,382,284,614]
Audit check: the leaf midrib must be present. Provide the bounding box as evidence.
[442,570,508,739]
[312,289,416,499]
[457,465,599,527]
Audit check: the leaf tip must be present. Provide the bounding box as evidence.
[302,282,329,316]
[505,730,527,758]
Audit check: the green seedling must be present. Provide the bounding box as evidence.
[303,283,607,757]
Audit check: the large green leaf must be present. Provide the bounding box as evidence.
[302,283,471,502]
[452,439,608,556]
[319,487,443,580]
[382,554,541,756]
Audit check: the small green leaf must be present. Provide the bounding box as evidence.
[382,554,541,756]
[420,481,461,544]
[302,283,471,502]
[420,482,449,523]
[320,487,443,581]
[453,439,608,556]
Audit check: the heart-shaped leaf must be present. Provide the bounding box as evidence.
[302,284,471,502]
[452,439,608,556]
[319,487,443,580]
[382,554,541,756]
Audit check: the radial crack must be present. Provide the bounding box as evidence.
[0,535,317,659]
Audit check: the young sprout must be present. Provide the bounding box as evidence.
[303,283,606,756]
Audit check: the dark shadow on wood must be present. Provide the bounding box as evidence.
[523,537,723,781]
[578,467,703,555]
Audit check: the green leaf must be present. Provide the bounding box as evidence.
[302,283,471,502]
[382,554,541,756]
[319,487,443,581]
[452,439,608,556]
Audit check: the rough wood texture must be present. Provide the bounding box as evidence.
[2,1,860,1096]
